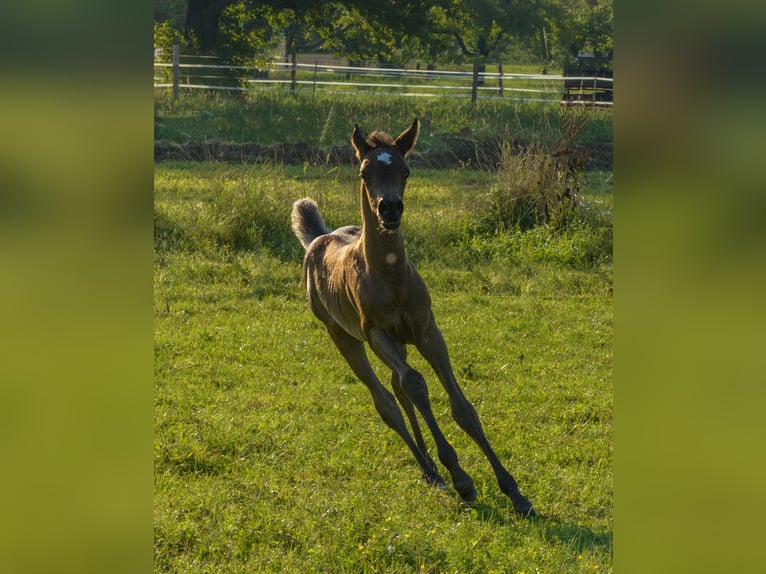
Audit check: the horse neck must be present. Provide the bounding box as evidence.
[359,185,406,271]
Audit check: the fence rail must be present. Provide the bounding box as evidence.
[154,54,613,106]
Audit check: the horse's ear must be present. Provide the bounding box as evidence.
[394,118,420,157]
[351,124,370,162]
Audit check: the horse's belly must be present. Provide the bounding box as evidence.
[308,276,365,341]
[388,313,421,344]
[326,293,366,341]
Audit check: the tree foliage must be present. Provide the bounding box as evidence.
[154,20,182,62]
[157,0,612,71]
[547,0,613,61]
[428,0,543,61]
[217,1,284,66]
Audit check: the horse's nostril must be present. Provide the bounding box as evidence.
[378,200,404,218]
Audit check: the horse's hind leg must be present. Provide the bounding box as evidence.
[390,367,438,477]
[324,323,446,489]
[416,319,537,517]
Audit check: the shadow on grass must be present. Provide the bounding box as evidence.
[464,491,612,555]
[464,499,510,527]
[536,516,612,554]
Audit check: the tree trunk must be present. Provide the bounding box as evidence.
[471,58,486,106]
[184,0,232,53]
[476,61,486,87]
[497,62,504,97]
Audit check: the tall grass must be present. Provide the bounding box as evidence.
[479,107,586,229]
[154,160,612,272]
[154,89,613,152]
[440,106,614,272]
[154,163,317,261]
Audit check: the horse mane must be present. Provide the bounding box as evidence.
[366,131,395,148]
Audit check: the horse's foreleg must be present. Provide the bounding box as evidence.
[367,328,477,502]
[416,318,537,517]
[324,323,446,489]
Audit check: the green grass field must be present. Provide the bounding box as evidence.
[154,161,612,572]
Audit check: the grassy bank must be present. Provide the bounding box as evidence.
[154,162,612,572]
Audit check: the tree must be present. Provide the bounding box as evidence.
[215,1,348,91]
[277,2,346,92]
[547,0,613,64]
[181,0,561,100]
[211,1,430,90]
[427,0,546,105]
[217,1,283,67]
[333,1,439,64]
[155,0,187,28]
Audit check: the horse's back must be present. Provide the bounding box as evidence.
[303,226,361,271]
[331,225,362,242]
[303,225,359,252]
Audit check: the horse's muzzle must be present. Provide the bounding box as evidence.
[378,199,404,230]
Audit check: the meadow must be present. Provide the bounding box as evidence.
[154,154,613,572]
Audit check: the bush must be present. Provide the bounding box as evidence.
[459,106,612,268]
[481,106,592,232]
[154,21,181,62]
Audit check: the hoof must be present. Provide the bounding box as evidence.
[519,505,538,519]
[423,472,447,491]
[512,493,537,518]
[458,483,478,503]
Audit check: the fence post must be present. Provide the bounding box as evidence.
[172,41,180,101]
[290,52,297,94]
[312,58,318,102]
[471,60,479,106]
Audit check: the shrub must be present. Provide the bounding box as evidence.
[482,106,592,232]
[154,21,181,62]
[461,106,612,268]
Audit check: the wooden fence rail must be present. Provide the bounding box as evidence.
[154,54,613,107]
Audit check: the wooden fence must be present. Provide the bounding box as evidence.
[154,47,612,107]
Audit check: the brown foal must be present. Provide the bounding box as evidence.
[291,119,536,517]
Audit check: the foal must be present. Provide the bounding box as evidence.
[291,119,536,517]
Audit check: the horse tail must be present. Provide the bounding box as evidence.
[291,198,330,249]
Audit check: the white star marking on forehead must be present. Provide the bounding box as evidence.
[376,151,393,165]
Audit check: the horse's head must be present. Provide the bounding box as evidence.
[351,119,419,231]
